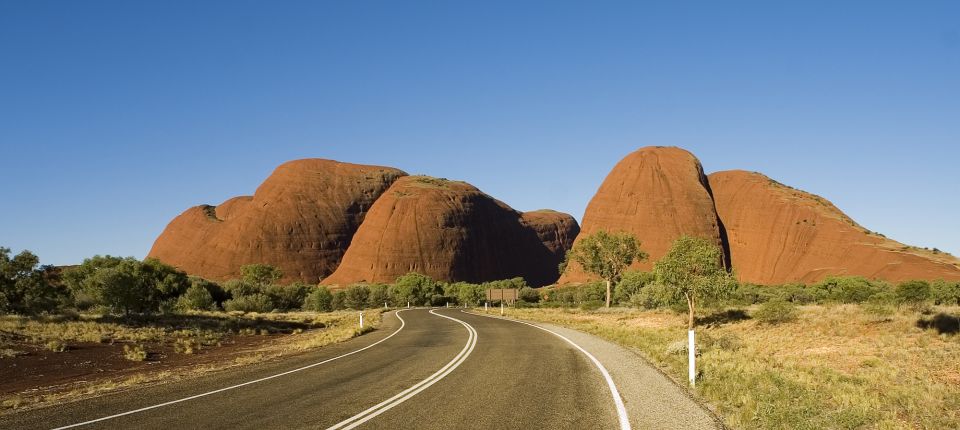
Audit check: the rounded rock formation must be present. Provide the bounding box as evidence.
[321,176,577,287]
[709,170,960,284]
[559,146,727,283]
[148,159,407,283]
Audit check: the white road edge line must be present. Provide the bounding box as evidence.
[464,310,632,430]
[51,310,410,430]
[326,309,478,430]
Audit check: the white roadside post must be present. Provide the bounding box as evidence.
[500,301,504,316]
[688,329,696,386]
[384,302,388,310]
[407,301,410,309]
[484,302,488,311]
[359,312,364,330]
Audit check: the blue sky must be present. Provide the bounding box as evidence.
[1,1,958,265]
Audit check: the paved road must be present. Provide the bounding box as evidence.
[0,309,663,430]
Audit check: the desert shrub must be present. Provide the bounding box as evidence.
[176,282,217,311]
[330,290,347,310]
[579,300,604,310]
[574,282,606,303]
[303,286,333,312]
[45,339,67,352]
[895,280,932,310]
[174,338,200,354]
[752,299,798,324]
[815,276,884,304]
[267,282,310,311]
[64,256,189,315]
[240,264,283,289]
[222,279,260,299]
[453,282,483,307]
[343,284,371,309]
[223,293,274,313]
[367,284,390,308]
[518,287,540,303]
[391,273,439,306]
[613,271,654,305]
[0,247,68,315]
[931,280,960,306]
[863,291,896,321]
[123,344,147,361]
[630,283,684,310]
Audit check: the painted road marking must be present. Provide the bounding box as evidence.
[464,310,632,430]
[52,310,410,430]
[326,309,478,430]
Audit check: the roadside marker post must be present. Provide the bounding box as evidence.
[500,301,504,316]
[688,329,696,386]
[484,302,488,311]
[407,302,410,309]
[384,302,388,310]
[359,312,364,329]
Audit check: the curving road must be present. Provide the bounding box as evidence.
[0,308,682,430]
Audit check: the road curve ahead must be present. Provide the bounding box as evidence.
[0,309,629,430]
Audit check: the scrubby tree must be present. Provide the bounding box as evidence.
[65,256,189,315]
[613,271,655,305]
[653,236,734,385]
[240,264,283,290]
[267,282,311,311]
[391,273,438,306]
[304,286,334,312]
[223,293,273,313]
[176,282,217,311]
[454,282,483,307]
[367,284,390,308]
[895,280,931,310]
[0,248,67,315]
[518,287,540,303]
[330,290,347,310]
[562,230,647,308]
[344,284,371,309]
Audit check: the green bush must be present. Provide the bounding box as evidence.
[391,273,439,306]
[223,293,274,313]
[752,299,799,324]
[64,256,189,315]
[863,292,896,321]
[518,287,541,303]
[931,280,960,306]
[176,282,217,311]
[266,282,310,311]
[613,271,654,305]
[574,282,606,303]
[344,284,371,309]
[1,247,68,315]
[367,284,390,308]
[303,286,333,312]
[895,280,931,309]
[330,290,347,310]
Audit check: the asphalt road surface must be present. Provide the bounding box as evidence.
[0,309,714,430]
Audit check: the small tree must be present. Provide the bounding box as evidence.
[240,264,283,290]
[563,230,647,307]
[0,248,67,315]
[176,282,216,311]
[304,286,334,312]
[653,235,734,385]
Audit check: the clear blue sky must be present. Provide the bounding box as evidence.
[2,1,958,266]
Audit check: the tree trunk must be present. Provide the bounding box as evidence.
[686,294,695,330]
[605,279,612,308]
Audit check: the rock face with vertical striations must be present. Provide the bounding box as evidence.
[559,146,727,283]
[708,170,960,284]
[321,176,578,287]
[148,159,407,283]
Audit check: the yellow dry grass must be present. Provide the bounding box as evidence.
[493,305,960,430]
